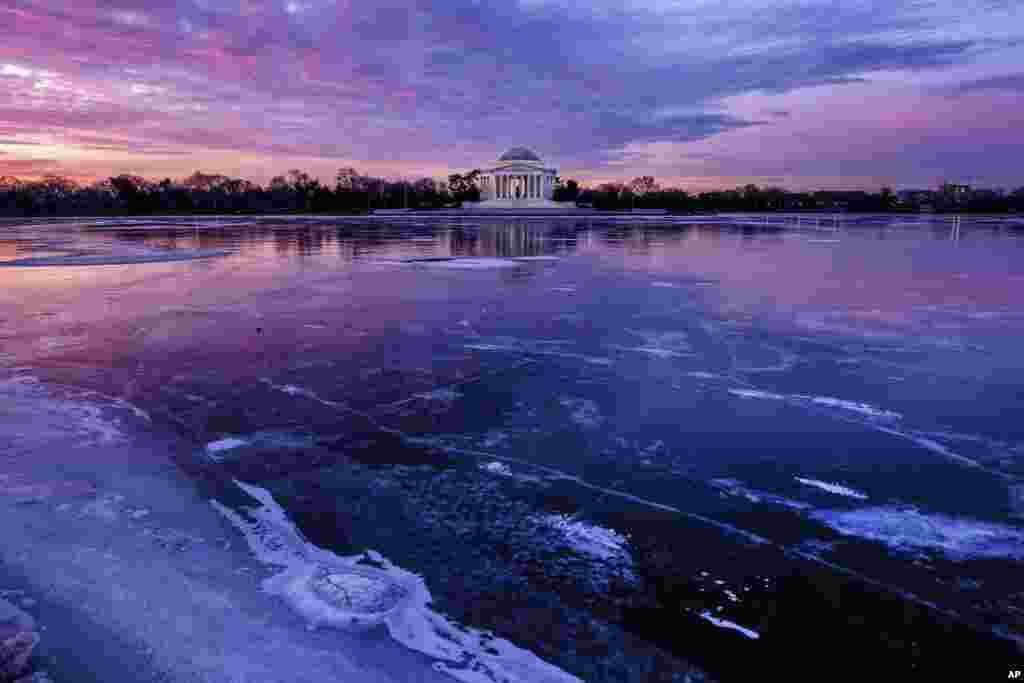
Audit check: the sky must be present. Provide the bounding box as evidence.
[1,0,1022,191]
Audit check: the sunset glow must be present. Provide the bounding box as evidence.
[2,1,1022,189]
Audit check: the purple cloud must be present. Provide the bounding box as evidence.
[0,0,1021,188]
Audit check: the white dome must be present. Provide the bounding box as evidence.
[498,147,542,162]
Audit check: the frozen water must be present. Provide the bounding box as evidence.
[5,215,1024,677]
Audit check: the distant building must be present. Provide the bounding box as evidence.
[478,148,558,203]
[941,183,972,198]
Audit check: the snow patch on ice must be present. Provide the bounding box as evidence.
[686,371,725,380]
[410,257,524,270]
[536,513,630,563]
[710,479,812,510]
[651,281,679,288]
[801,396,901,421]
[481,432,509,449]
[464,342,612,367]
[812,506,1024,560]
[620,329,692,358]
[414,388,463,403]
[0,376,124,446]
[697,611,760,639]
[479,461,513,477]
[795,477,868,500]
[728,388,901,420]
[214,480,582,683]
[206,437,248,454]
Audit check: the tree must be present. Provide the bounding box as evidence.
[879,186,896,210]
[629,176,658,196]
[447,169,481,202]
[110,174,148,212]
[552,178,580,202]
[335,167,362,192]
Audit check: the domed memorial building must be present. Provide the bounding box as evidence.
[477,147,559,206]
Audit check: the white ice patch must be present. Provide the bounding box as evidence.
[206,437,248,454]
[481,432,509,449]
[710,479,812,510]
[536,513,630,563]
[801,396,901,421]
[812,506,1024,560]
[795,477,868,500]
[697,611,760,639]
[480,461,513,477]
[0,376,124,447]
[414,388,463,403]
[464,342,612,367]
[651,281,680,288]
[413,258,524,270]
[686,371,725,380]
[728,388,901,420]
[204,438,249,461]
[0,249,228,267]
[214,480,582,683]
[727,387,998,472]
[616,329,693,359]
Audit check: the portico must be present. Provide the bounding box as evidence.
[478,147,557,203]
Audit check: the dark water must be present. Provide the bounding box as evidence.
[2,214,1024,680]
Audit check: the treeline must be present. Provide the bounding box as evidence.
[0,168,460,216]
[1,169,1022,216]
[560,178,1024,213]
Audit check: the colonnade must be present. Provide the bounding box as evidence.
[487,173,551,200]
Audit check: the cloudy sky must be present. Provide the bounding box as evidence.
[1,0,1022,190]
